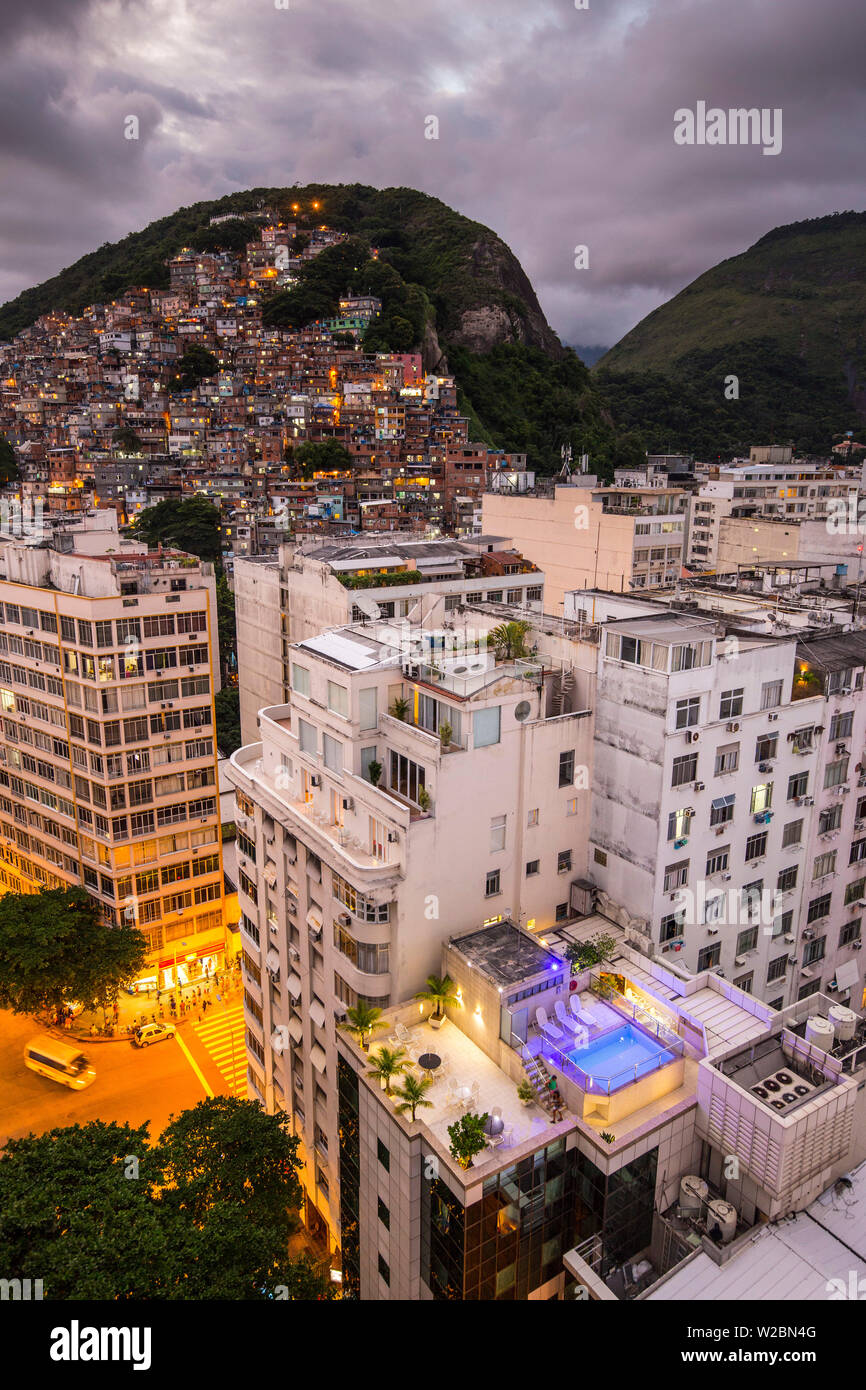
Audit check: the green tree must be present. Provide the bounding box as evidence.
[112,425,144,453]
[338,1002,387,1052]
[393,1073,434,1122]
[215,685,241,755]
[415,974,459,1021]
[447,1112,490,1169]
[487,620,533,661]
[0,1110,333,1300]
[366,1045,409,1096]
[0,887,147,1019]
[216,574,237,680]
[293,439,353,477]
[158,1096,303,1232]
[131,496,222,565]
[0,439,20,483]
[171,345,218,392]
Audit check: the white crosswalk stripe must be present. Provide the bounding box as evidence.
[190,1002,248,1095]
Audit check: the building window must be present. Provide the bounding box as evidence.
[761,680,783,710]
[675,697,700,729]
[807,893,832,922]
[555,902,568,921]
[378,1254,390,1287]
[377,1139,390,1173]
[593,847,607,867]
[323,733,343,774]
[557,850,572,873]
[526,860,540,876]
[744,832,767,862]
[829,711,854,741]
[298,718,317,755]
[737,926,758,954]
[697,944,721,971]
[803,937,826,966]
[667,808,692,841]
[327,681,349,718]
[378,1197,390,1231]
[844,878,866,906]
[798,980,821,1001]
[672,753,698,787]
[714,744,739,776]
[490,815,507,852]
[706,847,729,875]
[527,808,539,827]
[719,688,744,719]
[824,758,849,789]
[767,955,788,983]
[389,751,426,806]
[820,804,844,834]
[840,918,861,948]
[710,794,735,826]
[787,773,808,801]
[559,750,575,787]
[777,865,798,892]
[473,706,501,749]
[566,796,579,816]
[663,860,688,892]
[755,734,778,763]
[812,851,837,880]
[485,869,501,898]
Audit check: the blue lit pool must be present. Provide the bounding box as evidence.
[566,1023,676,1093]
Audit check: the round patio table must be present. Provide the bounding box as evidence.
[483,1114,505,1137]
[417,1052,441,1074]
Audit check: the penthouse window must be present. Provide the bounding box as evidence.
[389,751,426,806]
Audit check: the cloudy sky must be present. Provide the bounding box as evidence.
[1,0,863,346]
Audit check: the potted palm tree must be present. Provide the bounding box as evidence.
[516,1079,536,1107]
[488,619,532,662]
[367,759,382,786]
[366,1045,409,1096]
[390,695,410,722]
[393,1073,434,1122]
[338,1002,387,1053]
[417,786,432,813]
[447,1112,490,1170]
[416,974,459,1030]
[438,721,453,750]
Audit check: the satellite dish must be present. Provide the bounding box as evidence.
[353,593,381,620]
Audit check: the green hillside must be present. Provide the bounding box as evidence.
[596,211,866,455]
[0,183,620,472]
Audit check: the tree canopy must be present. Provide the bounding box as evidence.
[0,886,147,1016]
[0,1103,333,1300]
[0,439,20,483]
[171,344,219,392]
[131,495,222,565]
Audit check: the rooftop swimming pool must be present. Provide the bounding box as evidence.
[566,1022,677,1094]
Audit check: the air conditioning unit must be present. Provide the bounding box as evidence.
[768,712,779,721]
[337,911,352,927]
[735,955,747,966]
[784,933,796,944]
[706,925,720,935]
[836,743,850,755]
[694,782,705,792]
[803,927,815,940]
[387,831,399,843]
[715,967,726,977]
[727,721,741,733]
[721,872,732,881]
[341,796,354,812]
[758,761,772,773]
[687,730,700,744]
[852,940,862,950]
[310,774,322,787]
[828,980,839,991]
[802,796,814,806]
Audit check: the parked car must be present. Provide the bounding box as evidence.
[132,1022,176,1048]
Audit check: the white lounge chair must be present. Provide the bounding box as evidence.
[499,1124,514,1149]
[569,996,599,1029]
[555,1000,584,1036]
[536,1006,565,1043]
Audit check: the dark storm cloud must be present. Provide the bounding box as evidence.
[0,0,863,347]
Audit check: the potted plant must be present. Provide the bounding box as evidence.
[447,1112,490,1170]
[390,695,410,722]
[366,1045,410,1096]
[367,759,382,786]
[516,1079,536,1107]
[338,1002,387,1053]
[438,721,453,750]
[600,1131,615,1145]
[416,974,459,1030]
[417,786,432,813]
[393,1073,434,1122]
[487,619,532,662]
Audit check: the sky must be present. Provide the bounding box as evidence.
[0,0,863,347]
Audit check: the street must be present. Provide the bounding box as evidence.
[0,1000,247,1147]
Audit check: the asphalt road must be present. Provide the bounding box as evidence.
[0,1007,217,1147]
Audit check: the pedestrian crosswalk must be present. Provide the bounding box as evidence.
[190,1002,247,1096]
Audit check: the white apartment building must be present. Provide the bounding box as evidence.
[227,616,593,1244]
[0,513,228,989]
[587,603,866,1014]
[482,482,688,614]
[234,535,545,743]
[686,461,860,569]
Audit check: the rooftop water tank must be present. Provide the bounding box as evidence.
[706,1198,737,1244]
[805,1016,835,1051]
[829,1004,858,1042]
[679,1175,708,1215]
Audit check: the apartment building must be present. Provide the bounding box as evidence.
[686,460,860,569]
[0,513,228,990]
[234,536,545,744]
[226,616,593,1245]
[336,915,866,1299]
[586,601,866,1013]
[482,482,687,614]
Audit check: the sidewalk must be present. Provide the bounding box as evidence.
[42,967,243,1044]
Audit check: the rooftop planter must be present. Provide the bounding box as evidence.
[338,569,425,590]
[447,1112,490,1170]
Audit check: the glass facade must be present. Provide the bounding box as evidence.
[337,1055,361,1299]
[574,1147,658,1278]
[422,1138,576,1300]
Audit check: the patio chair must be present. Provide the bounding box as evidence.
[499,1125,514,1149]
[535,1006,565,1043]
[569,996,599,1029]
[555,999,584,1036]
